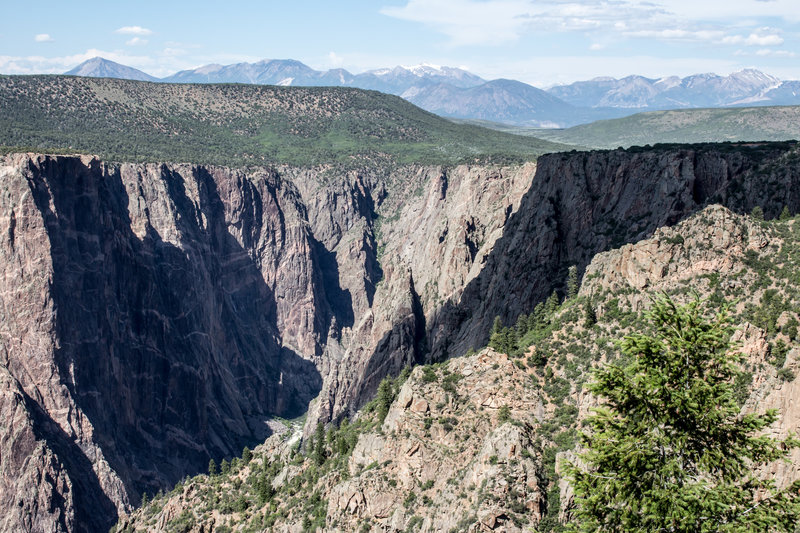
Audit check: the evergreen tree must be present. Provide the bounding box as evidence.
[489,316,504,352]
[779,205,792,221]
[336,418,351,455]
[220,458,230,475]
[313,422,326,466]
[566,295,800,532]
[516,313,529,337]
[376,378,395,423]
[584,300,597,328]
[567,265,580,300]
[241,446,252,464]
[530,302,545,330]
[257,472,275,504]
[751,205,764,220]
[545,290,560,318]
[208,458,218,476]
[503,326,518,355]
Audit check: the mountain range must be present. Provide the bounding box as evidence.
[65,57,800,128]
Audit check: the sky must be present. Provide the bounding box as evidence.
[1,0,799,87]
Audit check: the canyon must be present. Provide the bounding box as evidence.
[1,141,800,531]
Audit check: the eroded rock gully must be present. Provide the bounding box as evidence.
[1,142,799,531]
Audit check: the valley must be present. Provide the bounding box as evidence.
[526,106,800,149]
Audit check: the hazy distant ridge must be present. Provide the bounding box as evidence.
[63,57,800,128]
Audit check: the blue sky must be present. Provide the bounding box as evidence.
[2,0,799,86]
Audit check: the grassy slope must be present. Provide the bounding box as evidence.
[0,75,568,169]
[528,105,800,149]
[456,106,800,150]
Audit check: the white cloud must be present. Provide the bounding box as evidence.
[380,0,705,46]
[755,48,795,57]
[745,32,783,46]
[653,0,800,21]
[126,37,149,46]
[328,51,344,67]
[723,28,784,46]
[34,33,54,43]
[115,26,153,36]
[162,47,188,57]
[624,29,725,41]
[381,0,800,47]
[381,0,532,46]
[589,43,604,50]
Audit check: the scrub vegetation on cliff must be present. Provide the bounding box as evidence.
[0,75,567,168]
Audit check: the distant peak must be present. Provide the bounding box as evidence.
[75,56,116,67]
[730,68,779,81]
[65,56,157,82]
[400,63,443,72]
[259,58,307,66]
[194,63,223,73]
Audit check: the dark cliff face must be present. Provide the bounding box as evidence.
[427,144,800,360]
[34,158,323,466]
[2,142,800,532]
[1,155,328,531]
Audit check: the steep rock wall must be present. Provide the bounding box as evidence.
[0,154,532,531]
[429,144,800,359]
[0,155,325,530]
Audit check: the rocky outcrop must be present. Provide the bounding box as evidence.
[578,204,768,305]
[328,350,544,532]
[118,349,548,532]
